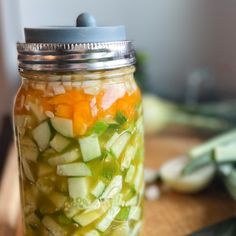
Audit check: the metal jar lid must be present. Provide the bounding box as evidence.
[17,13,136,72]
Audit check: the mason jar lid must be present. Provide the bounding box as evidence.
[17,13,136,72]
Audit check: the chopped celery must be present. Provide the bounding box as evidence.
[20,137,39,162]
[79,135,101,162]
[32,121,51,151]
[100,175,122,199]
[105,132,119,150]
[111,132,131,158]
[42,216,66,236]
[96,206,120,232]
[48,149,80,166]
[57,163,92,177]
[91,181,106,198]
[68,177,88,199]
[121,145,137,170]
[51,117,74,138]
[50,133,70,152]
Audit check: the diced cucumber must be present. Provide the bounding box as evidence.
[22,160,35,182]
[20,137,38,162]
[73,202,110,227]
[116,207,130,221]
[121,145,137,170]
[100,175,122,199]
[28,101,47,122]
[42,216,66,236]
[96,206,120,232]
[64,200,82,218]
[214,146,236,163]
[91,181,106,198]
[84,230,100,236]
[134,164,144,191]
[125,196,138,206]
[125,165,135,183]
[111,222,129,236]
[50,133,70,152]
[79,135,101,162]
[111,132,131,158]
[36,177,54,194]
[48,149,80,166]
[15,115,32,136]
[129,206,141,221]
[32,121,51,151]
[51,117,74,138]
[130,221,142,236]
[85,199,101,212]
[38,163,54,177]
[68,177,88,199]
[90,121,109,136]
[57,162,92,177]
[105,132,119,150]
[48,192,67,210]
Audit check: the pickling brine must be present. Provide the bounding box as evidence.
[14,66,144,236]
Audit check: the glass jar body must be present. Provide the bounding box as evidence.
[14,66,144,236]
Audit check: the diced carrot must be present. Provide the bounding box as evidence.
[55,104,73,119]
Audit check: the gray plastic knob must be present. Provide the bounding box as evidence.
[76,12,97,27]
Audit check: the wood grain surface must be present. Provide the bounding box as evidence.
[1,127,236,236]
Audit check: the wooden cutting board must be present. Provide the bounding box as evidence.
[1,126,236,236]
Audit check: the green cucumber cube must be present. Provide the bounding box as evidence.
[48,192,67,211]
[32,121,51,151]
[121,145,137,170]
[90,121,109,136]
[51,117,74,138]
[105,132,119,150]
[50,133,70,152]
[57,163,92,177]
[42,216,66,236]
[68,177,88,199]
[100,175,122,199]
[91,181,106,198]
[48,149,79,166]
[125,165,135,183]
[116,207,130,221]
[79,135,101,162]
[84,230,100,236]
[20,137,38,162]
[73,203,109,227]
[96,206,120,232]
[111,132,131,158]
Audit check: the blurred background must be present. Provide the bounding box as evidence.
[2,0,236,235]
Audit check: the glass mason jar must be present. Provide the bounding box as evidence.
[14,14,144,236]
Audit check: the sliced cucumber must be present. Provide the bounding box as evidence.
[22,160,35,182]
[100,175,122,199]
[38,163,54,177]
[105,132,119,150]
[214,146,236,163]
[91,180,106,198]
[79,135,101,162]
[125,165,135,183]
[48,192,67,210]
[96,206,120,232]
[57,162,92,177]
[73,202,110,227]
[121,145,136,170]
[48,149,80,166]
[28,101,47,122]
[20,137,38,162]
[50,133,70,152]
[68,177,88,199]
[90,121,109,136]
[32,121,51,151]
[51,117,74,138]
[160,156,216,193]
[134,164,144,191]
[84,230,100,236]
[111,132,131,159]
[129,206,141,221]
[42,216,66,236]
[64,200,82,219]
